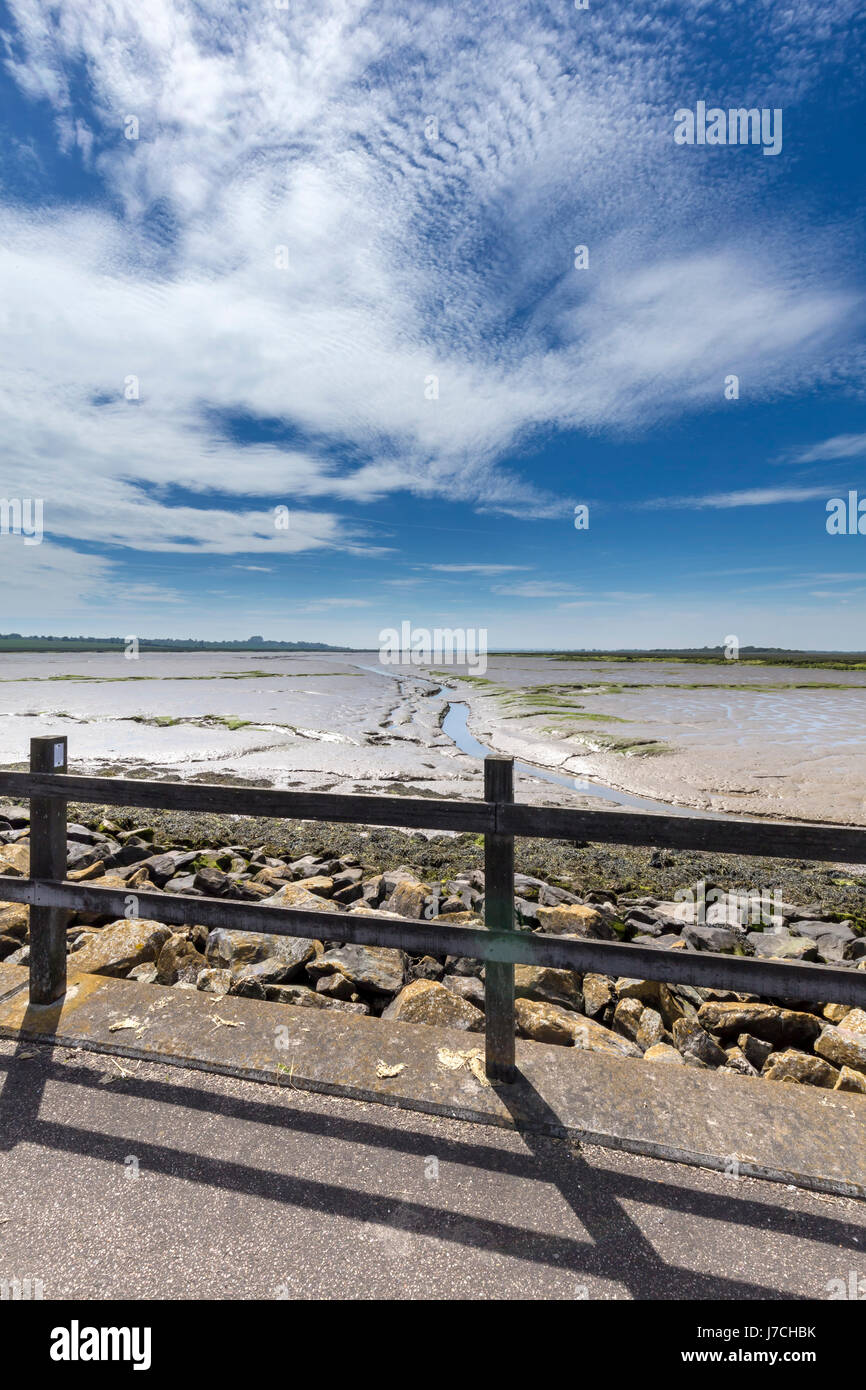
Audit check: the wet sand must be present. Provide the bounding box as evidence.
[0,650,864,825]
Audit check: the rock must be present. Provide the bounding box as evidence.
[822,1003,852,1024]
[205,928,317,979]
[737,1033,774,1070]
[265,983,367,1013]
[297,875,334,898]
[615,977,661,1005]
[155,934,206,985]
[0,843,29,876]
[724,1045,758,1077]
[66,920,172,977]
[537,882,581,907]
[444,955,483,978]
[697,1002,822,1048]
[834,1066,866,1094]
[315,972,357,1000]
[612,996,644,1043]
[582,973,615,1017]
[383,979,483,1031]
[261,882,341,913]
[442,975,486,1010]
[791,920,854,941]
[193,866,229,896]
[636,1007,665,1051]
[514,964,582,1012]
[164,875,198,894]
[0,934,23,959]
[68,860,107,882]
[682,924,740,952]
[437,911,483,925]
[839,1007,866,1035]
[387,878,431,918]
[657,983,697,1029]
[815,1026,866,1076]
[762,1050,841,1088]
[0,904,28,940]
[570,1014,643,1058]
[231,955,316,991]
[535,904,614,938]
[643,1042,684,1065]
[515,997,578,1046]
[197,967,232,996]
[128,963,158,984]
[333,880,363,905]
[409,956,444,982]
[747,933,819,962]
[307,944,405,995]
[672,1017,727,1067]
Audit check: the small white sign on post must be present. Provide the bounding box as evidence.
[53,742,65,768]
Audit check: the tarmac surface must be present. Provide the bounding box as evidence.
[0,1036,864,1301]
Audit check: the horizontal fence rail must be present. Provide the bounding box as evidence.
[1,736,865,1081]
[1,877,864,1008]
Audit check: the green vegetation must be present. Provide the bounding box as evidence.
[0,634,346,652]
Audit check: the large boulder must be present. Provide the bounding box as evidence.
[514,965,582,1012]
[66,919,172,977]
[307,944,406,995]
[515,997,578,1046]
[672,1017,727,1067]
[644,1042,685,1065]
[748,934,819,962]
[582,973,615,1017]
[383,979,483,1030]
[535,904,614,938]
[155,933,206,985]
[835,1066,866,1094]
[697,1002,822,1048]
[387,878,431,919]
[0,904,28,940]
[205,928,317,979]
[261,882,341,913]
[814,1026,866,1077]
[0,843,30,876]
[570,1014,643,1058]
[762,1050,840,1088]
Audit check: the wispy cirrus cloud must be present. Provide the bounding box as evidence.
[638,486,834,511]
[0,0,862,568]
[792,433,866,464]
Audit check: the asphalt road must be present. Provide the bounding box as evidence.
[0,1036,864,1300]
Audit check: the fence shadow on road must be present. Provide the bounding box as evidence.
[0,1035,861,1300]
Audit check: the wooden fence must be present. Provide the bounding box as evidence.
[0,735,865,1081]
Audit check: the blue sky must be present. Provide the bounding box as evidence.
[0,0,864,648]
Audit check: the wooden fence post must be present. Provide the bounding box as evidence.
[484,754,516,1083]
[29,735,68,1004]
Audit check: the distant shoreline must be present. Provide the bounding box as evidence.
[1,638,866,670]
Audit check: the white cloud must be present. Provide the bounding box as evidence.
[794,433,866,464]
[639,486,833,511]
[0,0,861,580]
[423,564,531,575]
